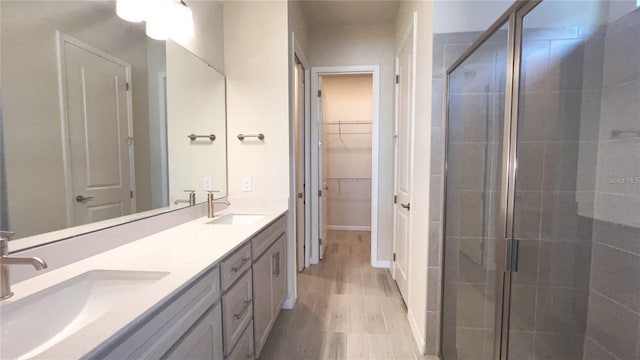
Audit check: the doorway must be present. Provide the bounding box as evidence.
[310,66,380,266]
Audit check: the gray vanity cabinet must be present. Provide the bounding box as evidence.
[251,216,287,358]
[162,303,224,360]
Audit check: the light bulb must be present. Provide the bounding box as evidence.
[145,0,173,40]
[116,0,148,23]
[171,2,195,41]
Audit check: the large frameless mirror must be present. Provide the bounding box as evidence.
[0,1,227,250]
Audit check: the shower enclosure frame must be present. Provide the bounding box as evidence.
[439,1,542,359]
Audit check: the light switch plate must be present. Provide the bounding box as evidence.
[242,177,252,192]
[203,177,212,191]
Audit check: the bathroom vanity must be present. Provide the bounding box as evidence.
[0,209,287,360]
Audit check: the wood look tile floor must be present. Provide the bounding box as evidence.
[259,231,428,360]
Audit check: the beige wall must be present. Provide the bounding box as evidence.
[224,0,290,201]
[321,74,373,228]
[395,1,434,354]
[166,40,227,204]
[175,0,225,73]
[309,22,395,261]
[288,0,309,56]
[1,1,152,238]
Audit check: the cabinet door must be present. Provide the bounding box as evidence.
[271,234,286,318]
[162,302,223,360]
[252,249,273,357]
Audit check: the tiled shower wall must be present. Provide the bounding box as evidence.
[583,8,640,360]
[430,7,640,360]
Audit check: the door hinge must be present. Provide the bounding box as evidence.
[130,190,134,199]
[393,253,396,261]
[318,190,322,197]
[394,195,397,204]
[126,82,130,91]
[317,90,322,97]
[395,75,400,84]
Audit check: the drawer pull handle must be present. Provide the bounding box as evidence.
[231,257,251,272]
[234,300,252,319]
[272,252,280,277]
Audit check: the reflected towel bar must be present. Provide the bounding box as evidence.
[188,134,216,141]
[237,133,265,141]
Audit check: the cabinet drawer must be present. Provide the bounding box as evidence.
[93,266,221,360]
[222,269,253,355]
[161,302,223,360]
[226,321,254,360]
[221,242,252,291]
[251,215,286,260]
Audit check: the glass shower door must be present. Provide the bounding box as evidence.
[507,1,640,359]
[441,22,510,360]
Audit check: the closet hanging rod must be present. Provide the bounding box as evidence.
[323,121,372,125]
[327,177,372,181]
[326,132,371,135]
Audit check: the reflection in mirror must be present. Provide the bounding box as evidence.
[0,1,227,244]
[166,40,228,204]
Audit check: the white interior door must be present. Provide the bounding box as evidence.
[393,28,414,302]
[62,38,133,226]
[294,61,306,272]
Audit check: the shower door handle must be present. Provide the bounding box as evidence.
[506,238,520,272]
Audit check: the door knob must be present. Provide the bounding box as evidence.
[401,203,411,211]
[75,195,94,203]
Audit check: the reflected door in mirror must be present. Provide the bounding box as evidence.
[62,37,133,225]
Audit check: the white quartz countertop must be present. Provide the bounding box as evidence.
[1,206,287,359]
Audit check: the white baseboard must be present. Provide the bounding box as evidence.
[327,225,371,231]
[372,259,391,268]
[408,309,427,355]
[282,296,296,309]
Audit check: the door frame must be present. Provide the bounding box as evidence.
[290,34,312,270]
[309,65,380,267]
[56,31,136,227]
[285,32,311,308]
[391,12,417,282]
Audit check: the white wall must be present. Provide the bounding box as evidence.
[224,1,290,202]
[322,74,373,229]
[166,40,227,203]
[395,1,434,354]
[309,22,395,261]
[176,0,225,73]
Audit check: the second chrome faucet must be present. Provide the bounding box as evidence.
[207,191,230,218]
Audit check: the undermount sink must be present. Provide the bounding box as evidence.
[208,213,266,225]
[0,269,169,359]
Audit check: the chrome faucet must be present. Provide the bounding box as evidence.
[207,191,230,218]
[174,190,196,206]
[1,231,48,300]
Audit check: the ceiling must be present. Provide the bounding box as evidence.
[299,1,400,28]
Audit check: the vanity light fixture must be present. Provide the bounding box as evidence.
[116,0,149,23]
[145,0,173,40]
[117,0,194,41]
[172,1,195,41]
